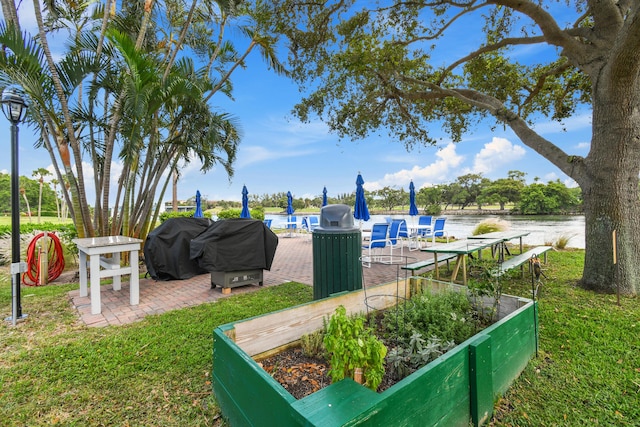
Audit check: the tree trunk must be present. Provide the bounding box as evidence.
[579,85,640,295]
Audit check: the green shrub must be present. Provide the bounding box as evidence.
[159,210,212,222]
[217,208,265,221]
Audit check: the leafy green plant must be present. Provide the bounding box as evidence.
[323,305,387,391]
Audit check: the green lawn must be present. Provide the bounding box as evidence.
[0,216,73,226]
[1,250,638,426]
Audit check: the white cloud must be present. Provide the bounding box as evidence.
[575,142,590,150]
[531,112,592,135]
[366,143,464,191]
[470,137,526,174]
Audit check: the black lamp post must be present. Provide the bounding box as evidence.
[2,86,28,325]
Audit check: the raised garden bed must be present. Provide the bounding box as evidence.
[213,277,538,426]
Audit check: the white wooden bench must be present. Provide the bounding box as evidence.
[493,246,553,277]
[401,253,457,274]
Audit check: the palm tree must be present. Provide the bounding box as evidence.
[0,0,284,242]
[32,167,51,223]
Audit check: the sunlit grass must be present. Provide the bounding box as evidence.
[2,250,639,426]
[0,279,312,426]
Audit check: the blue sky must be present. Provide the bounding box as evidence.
[0,3,592,205]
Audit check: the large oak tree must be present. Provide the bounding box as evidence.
[272,0,640,295]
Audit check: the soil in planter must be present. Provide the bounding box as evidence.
[259,345,401,400]
[259,347,331,399]
[258,291,493,400]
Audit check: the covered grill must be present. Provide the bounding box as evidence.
[143,217,213,280]
[190,218,278,291]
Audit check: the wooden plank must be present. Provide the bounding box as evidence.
[234,279,411,356]
[291,379,383,426]
[469,335,493,427]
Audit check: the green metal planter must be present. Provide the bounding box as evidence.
[213,278,537,426]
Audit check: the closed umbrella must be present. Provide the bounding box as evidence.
[194,190,203,218]
[286,191,294,215]
[409,181,419,216]
[322,186,328,207]
[240,185,251,218]
[353,173,370,227]
[286,191,296,236]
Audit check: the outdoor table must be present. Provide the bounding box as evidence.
[73,236,143,315]
[407,224,432,250]
[284,220,298,238]
[467,230,530,260]
[421,238,503,285]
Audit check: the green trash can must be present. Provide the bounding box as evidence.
[312,204,363,300]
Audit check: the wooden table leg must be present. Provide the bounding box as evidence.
[451,255,463,282]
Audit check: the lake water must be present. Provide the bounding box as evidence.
[266,213,586,249]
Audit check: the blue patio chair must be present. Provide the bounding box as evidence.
[263,219,272,228]
[415,216,432,236]
[308,216,319,231]
[423,217,449,245]
[362,223,390,267]
[302,216,319,233]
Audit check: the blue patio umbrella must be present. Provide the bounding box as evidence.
[353,173,370,224]
[194,190,203,218]
[409,181,419,216]
[240,185,251,218]
[322,186,328,207]
[286,191,295,215]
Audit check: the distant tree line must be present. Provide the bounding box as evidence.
[0,172,59,220]
[197,170,586,216]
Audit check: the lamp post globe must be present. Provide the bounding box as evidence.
[2,85,28,325]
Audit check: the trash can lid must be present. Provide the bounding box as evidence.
[315,204,358,232]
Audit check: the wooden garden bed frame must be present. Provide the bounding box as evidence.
[213,277,537,426]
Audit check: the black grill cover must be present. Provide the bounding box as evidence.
[144,217,213,280]
[190,218,278,271]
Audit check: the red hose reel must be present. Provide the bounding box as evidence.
[22,232,66,286]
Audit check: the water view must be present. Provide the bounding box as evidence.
[266,213,586,249]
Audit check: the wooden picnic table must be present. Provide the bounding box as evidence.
[421,238,503,285]
[467,230,531,260]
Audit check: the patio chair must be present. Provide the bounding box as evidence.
[362,223,390,267]
[308,216,319,231]
[263,219,272,229]
[302,215,319,233]
[422,217,449,245]
[388,219,407,259]
[411,215,433,249]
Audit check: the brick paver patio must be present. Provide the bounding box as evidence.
[68,233,435,327]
